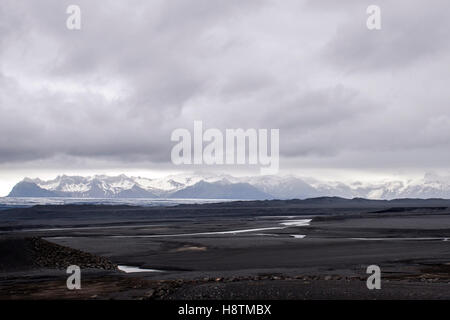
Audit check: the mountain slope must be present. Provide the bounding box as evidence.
[116,185,158,198]
[169,180,273,199]
[245,175,320,199]
[8,181,60,197]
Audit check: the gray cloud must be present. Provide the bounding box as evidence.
[1,0,450,177]
[322,0,450,72]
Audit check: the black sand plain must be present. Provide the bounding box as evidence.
[1,198,450,299]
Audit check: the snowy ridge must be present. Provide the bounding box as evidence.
[9,172,450,200]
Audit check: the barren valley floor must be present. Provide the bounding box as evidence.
[1,200,450,299]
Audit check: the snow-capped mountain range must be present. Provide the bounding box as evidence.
[7,172,450,200]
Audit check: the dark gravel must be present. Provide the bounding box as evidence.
[0,237,117,272]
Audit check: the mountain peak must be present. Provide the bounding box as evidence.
[7,173,450,200]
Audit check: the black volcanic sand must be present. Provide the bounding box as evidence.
[1,199,450,299]
[0,237,117,272]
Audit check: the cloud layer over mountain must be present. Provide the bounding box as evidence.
[2,1,450,186]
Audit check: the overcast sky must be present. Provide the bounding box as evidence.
[1,0,450,195]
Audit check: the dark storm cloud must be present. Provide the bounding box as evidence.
[1,0,450,172]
